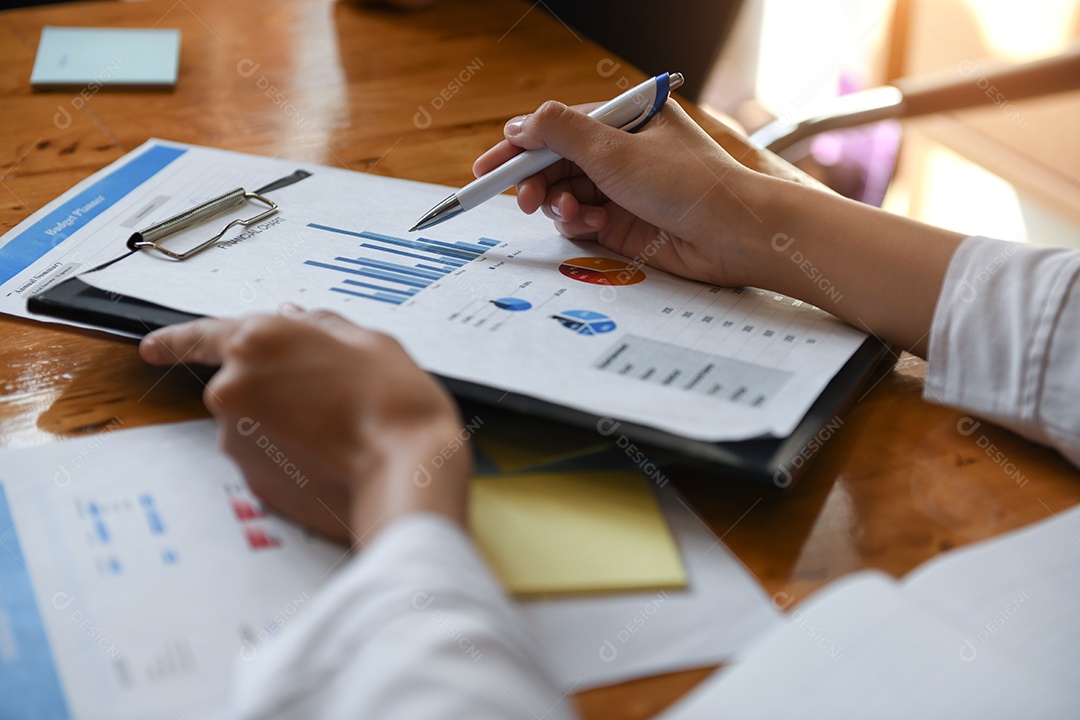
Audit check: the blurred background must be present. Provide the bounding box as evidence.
[13,0,1079,249]
[506,0,1080,250]
[698,0,1080,250]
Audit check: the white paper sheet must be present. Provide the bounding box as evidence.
[0,421,345,720]
[0,140,867,442]
[0,420,779,717]
[520,487,780,691]
[657,506,1080,718]
[902,504,1080,689]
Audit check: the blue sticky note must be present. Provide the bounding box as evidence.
[30,26,181,89]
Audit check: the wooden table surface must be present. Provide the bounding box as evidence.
[1,0,1078,717]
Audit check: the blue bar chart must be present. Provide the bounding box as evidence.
[304,224,499,305]
[80,492,177,576]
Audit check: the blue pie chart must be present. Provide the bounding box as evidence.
[551,309,617,336]
[491,297,532,311]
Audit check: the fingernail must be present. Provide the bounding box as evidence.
[550,203,563,220]
[584,208,604,229]
[505,116,525,137]
[279,301,304,315]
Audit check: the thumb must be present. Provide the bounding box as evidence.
[511,101,631,178]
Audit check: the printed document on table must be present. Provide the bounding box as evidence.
[0,420,780,717]
[520,486,781,691]
[656,505,1080,718]
[0,140,868,441]
[0,421,346,720]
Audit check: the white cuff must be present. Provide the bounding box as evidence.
[228,512,574,720]
[926,236,1080,466]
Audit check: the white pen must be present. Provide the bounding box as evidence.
[410,72,684,232]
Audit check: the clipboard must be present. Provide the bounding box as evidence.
[26,166,890,488]
[30,270,890,485]
[448,337,890,487]
[29,170,310,334]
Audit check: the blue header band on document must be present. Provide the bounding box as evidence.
[0,145,186,285]
[0,484,71,720]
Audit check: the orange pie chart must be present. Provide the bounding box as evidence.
[558,256,646,286]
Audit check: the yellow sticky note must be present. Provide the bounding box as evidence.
[470,470,687,597]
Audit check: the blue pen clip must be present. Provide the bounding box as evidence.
[624,72,681,133]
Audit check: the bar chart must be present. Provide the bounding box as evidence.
[304,223,500,305]
[593,335,794,408]
[78,492,177,576]
[225,484,282,551]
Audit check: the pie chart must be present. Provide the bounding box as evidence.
[551,309,617,336]
[490,297,532,311]
[558,256,646,286]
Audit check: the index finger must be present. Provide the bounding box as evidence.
[140,317,240,367]
[473,143,583,186]
[472,101,605,178]
[472,139,523,179]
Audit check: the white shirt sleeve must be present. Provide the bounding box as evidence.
[925,236,1080,468]
[223,235,1080,720]
[226,513,578,720]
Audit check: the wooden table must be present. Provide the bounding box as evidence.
[1,0,1077,717]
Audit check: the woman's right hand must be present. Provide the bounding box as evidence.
[473,97,966,357]
[472,99,776,291]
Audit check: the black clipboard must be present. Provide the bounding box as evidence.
[28,270,890,487]
[28,276,202,335]
[29,170,312,335]
[26,169,890,487]
[445,337,890,487]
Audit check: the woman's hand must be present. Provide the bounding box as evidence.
[473,100,774,290]
[474,99,965,357]
[139,306,471,546]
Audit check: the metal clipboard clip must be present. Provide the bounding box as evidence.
[126,188,278,261]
